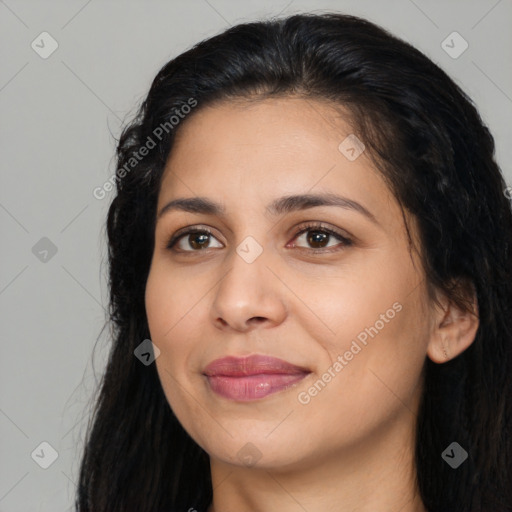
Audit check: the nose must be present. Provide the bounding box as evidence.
[209,246,288,332]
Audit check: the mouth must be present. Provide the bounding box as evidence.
[203,354,311,401]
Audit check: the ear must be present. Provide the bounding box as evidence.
[426,280,479,364]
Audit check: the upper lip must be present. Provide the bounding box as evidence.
[203,354,311,377]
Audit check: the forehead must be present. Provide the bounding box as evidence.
[158,97,399,226]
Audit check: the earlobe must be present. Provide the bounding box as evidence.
[426,288,479,364]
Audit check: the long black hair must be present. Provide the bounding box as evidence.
[76,12,512,512]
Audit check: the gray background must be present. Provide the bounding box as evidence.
[1,0,511,510]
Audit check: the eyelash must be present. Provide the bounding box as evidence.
[165,222,353,255]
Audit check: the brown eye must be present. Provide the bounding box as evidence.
[291,224,352,251]
[185,232,211,250]
[167,229,223,252]
[166,223,352,255]
[305,230,330,248]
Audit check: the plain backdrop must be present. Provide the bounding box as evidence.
[1,0,511,510]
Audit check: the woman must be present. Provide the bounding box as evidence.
[76,12,512,512]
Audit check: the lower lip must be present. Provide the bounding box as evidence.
[206,373,309,401]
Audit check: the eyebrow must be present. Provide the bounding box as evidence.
[157,193,379,225]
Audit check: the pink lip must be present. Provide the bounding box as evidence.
[203,355,311,401]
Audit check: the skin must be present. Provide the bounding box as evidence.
[144,97,479,512]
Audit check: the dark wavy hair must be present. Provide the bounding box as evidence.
[76,12,512,512]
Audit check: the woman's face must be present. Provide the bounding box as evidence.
[145,97,433,470]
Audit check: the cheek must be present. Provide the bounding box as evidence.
[145,261,202,342]
[294,254,429,404]
[294,265,410,357]
[334,294,427,405]
[145,265,191,392]
[293,297,428,448]
[145,268,208,435]
[145,261,209,386]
